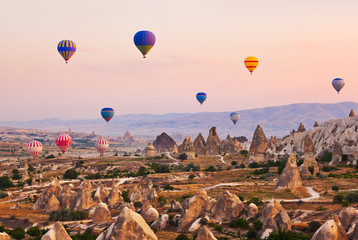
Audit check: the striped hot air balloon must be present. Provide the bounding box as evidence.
[244,56,259,74]
[101,108,114,123]
[27,140,43,158]
[196,92,207,105]
[134,31,156,58]
[96,138,109,156]
[57,40,76,63]
[55,134,72,154]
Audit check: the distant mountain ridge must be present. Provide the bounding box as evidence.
[1,102,358,140]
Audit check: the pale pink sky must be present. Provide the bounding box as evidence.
[1,0,357,121]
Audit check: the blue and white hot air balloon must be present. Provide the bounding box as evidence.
[196,92,207,105]
[332,78,345,94]
[230,112,240,124]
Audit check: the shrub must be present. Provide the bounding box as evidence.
[137,166,149,176]
[181,162,200,172]
[247,197,263,206]
[164,184,174,191]
[11,169,22,180]
[332,185,339,191]
[247,229,258,239]
[176,233,191,240]
[308,221,321,233]
[134,202,142,208]
[240,163,246,168]
[28,165,35,172]
[0,176,14,189]
[49,209,88,221]
[63,169,79,179]
[333,194,344,203]
[253,219,263,231]
[178,153,188,161]
[158,195,166,207]
[213,225,223,233]
[237,195,244,201]
[342,200,350,207]
[297,159,304,166]
[253,167,270,175]
[231,161,238,166]
[9,227,25,240]
[204,166,216,172]
[229,218,249,229]
[188,174,195,180]
[45,154,55,159]
[345,191,358,203]
[249,162,259,168]
[27,226,41,237]
[122,190,130,202]
[319,152,333,163]
[315,206,327,211]
[322,166,332,172]
[0,192,8,199]
[308,166,314,175]
[71,232,96,240]
[154,164,171,173]
[240,150,248,155]
[267,230,311,240]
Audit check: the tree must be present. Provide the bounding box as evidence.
[0,176,14,189]
[27,226,41,237]
[9,227,25,240]
[178,153,188,161]
[63,169,79,179]
[11,169,22,180]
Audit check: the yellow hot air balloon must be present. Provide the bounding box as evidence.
[244,56,259,74]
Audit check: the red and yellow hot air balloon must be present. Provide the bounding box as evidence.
[27,140,43,158]
[56,134,72,154]
[244,56,259,74]
[96,138,109,156]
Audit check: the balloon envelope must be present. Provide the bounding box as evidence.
[230,112,240,124]
[56,134,72,154]
[196,92,207,105]
[101,108,114,123]
[244,56,259,74]
[96,138,109,155]
[27,140,42,158]
[57,40,76,63]
[332,78,345,93]
[134,31,156,58]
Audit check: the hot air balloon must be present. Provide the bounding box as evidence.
[101,108,114,124]
[56,134,72,154]
[96,138,109,156]
[244,56,259,74]
[332,78,345,94]
[57,40,76,63]
[196,92,207,105]
[134,31,156,58]
[230,112,240,124]
[27,140,42,158]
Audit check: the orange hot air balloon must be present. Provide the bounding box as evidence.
[244,56,259,74]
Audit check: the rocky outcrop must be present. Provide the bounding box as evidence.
[145,142,156,158]
[194,133,206,155]
[178,189,210,232]
[108,186,124,206]
[10,202,21,210]
[331,140,343,165]
[206,127,221,155]
[210,190,243,221]
[349,110,355,117]
[41,222,72,240]
[141,184,158,201]
[276,154,303,191]
[311,215,347,240]
[97,207,158,240]
[68,182,95,211]
[260,199,291,238]
[178,136,196,159]
[338,207,358,232]
[220,135,237,154]
[150,214,169,230]
[93,182,110,203]
[44,194,60,213]
[246,203,258,220]
[92,202,111,223]
[313,121,319,127]
[153,133,177,153]
[0,232,11,240]
[32,179,62,210]
[234,139,243,152]
[297,123,306,132]
[141,200,159,223]
[129,185,142,203]
[59,185,72,208]
[170,200,182,212]
[249,125,268,162]
[196,226,217,240]
[268,136,278,148]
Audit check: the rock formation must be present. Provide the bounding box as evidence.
[153,132,177,153]
[196,226,217,240]
[92,202,111,223]
[331,140,343,165]
[68,181,95,211]
[178,189,210,232]
[299,135,319,177]
[41,222,72,240]
[297,123,306,132]
[268,136,278,148]
[178,136,196,159]
[141,183,158,201]
[246,203,258,220]
[338,207,358,232]
[108,185,124,206]
[260,199,291,238]
[311,215,347,240]
[276,154,303,191]
[141,200,159,223]
[10,202,21,210]
[210,190,243,221]
[59,185,72,208]
[93,182,110,203]
[150,214,169,229]
[32,178,62,210]
[170,200,182,212]
[145,142,156,158]
[206,127,221,155]
[249,125,268,162]
[44,194,60,213]
[220,135,237,154]
[234,139,243,152]
[129,185,142,203]
[313,121,319,127]
[97,207,158,240]
[349,109,355,117]
[194,133,206,155]
[0,232,11,240]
